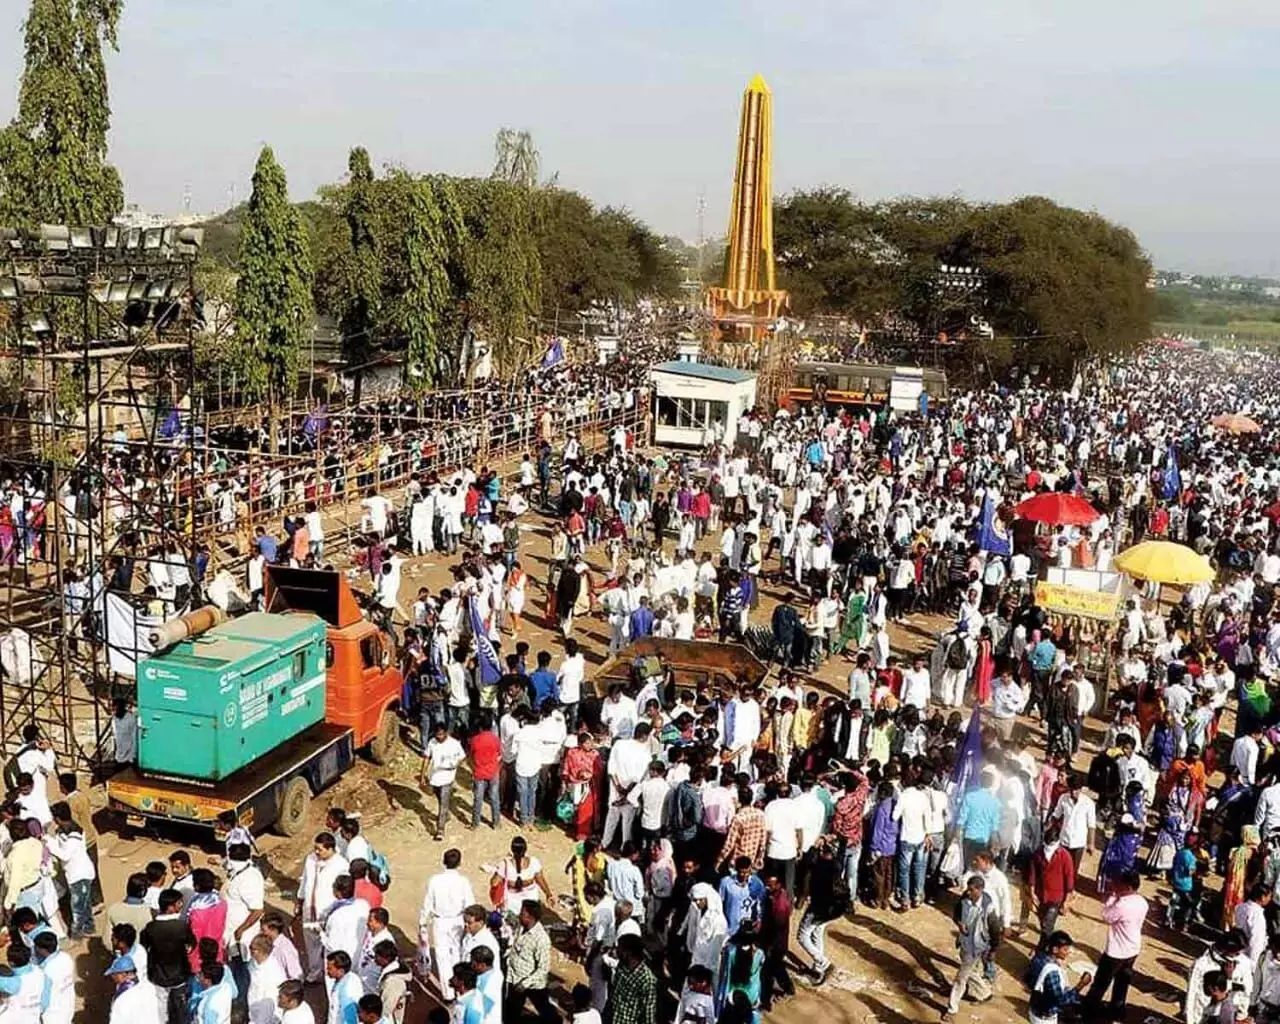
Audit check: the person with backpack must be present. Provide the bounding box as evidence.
[939,624,973,708]
[666,766,704,864]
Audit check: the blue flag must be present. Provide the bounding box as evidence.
[949,706,984,817]
[469,596,502,686]
[1161,444,1181,501]
[303,405,329,440]
[976,494,1011,556]
[541,337,564,368]
[159,408,182,439]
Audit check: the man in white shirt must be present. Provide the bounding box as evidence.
[1232,724,1264,786]
[602,725,651,850]
[600,687,639,740]
[892,776,931,909]
[1050,777,1097,872]
[319,875,369,966]
[763,783,803,896]
[34,932,73,1024]
[223,842,266,990]
[557,641,586,730]
[634,761,670,843]
[421,723,465,841]
[297,835,350,983]
[901,655,932,711]
[419,848,476,1002]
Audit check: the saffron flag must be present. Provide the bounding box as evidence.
[976,494,1011,556]
[469,596,501,686]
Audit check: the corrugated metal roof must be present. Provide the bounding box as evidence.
[650,361,757,384]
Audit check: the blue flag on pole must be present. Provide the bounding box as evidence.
[976,494,1011,556]
[541,337,564,368]
[159,408,182,439]
[949,706,984,817]
[469,596,502,686]
[1161,444,1181,500]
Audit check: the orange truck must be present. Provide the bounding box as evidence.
[107,567,403,837]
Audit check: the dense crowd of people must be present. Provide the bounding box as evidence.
[8,341,1280,1024]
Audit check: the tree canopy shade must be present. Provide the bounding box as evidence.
[234,146,314,407]
[537,190,683,312]
[0,0,124,225]
[335,147,381,400]
[773,189,1154,367]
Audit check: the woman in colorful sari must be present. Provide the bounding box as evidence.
[1221,825,1263,930]
[1147,768,1195,875]
[1216,611,1241,668]
[560,731,601,841]
[973,626,995,704]
[831,583,867,656]
[716,928,765,1024]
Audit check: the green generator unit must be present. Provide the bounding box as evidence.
[136,612,328,782]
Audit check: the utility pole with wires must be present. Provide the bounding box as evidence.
[696,190,707,282]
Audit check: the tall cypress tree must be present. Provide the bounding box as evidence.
[339,147,381,403]
[235,146,313,412]
[392,173,452,391]
[0,0,125,225]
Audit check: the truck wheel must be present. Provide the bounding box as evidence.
[276,777,312,838]
[368,710,397,766]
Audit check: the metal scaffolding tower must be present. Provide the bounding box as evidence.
[0,224,202,771]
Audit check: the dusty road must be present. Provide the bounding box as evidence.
[78,487,1199,1024]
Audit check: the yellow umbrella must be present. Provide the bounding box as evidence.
[1113,540,1214,584]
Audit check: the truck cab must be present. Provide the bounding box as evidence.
[265,567,403,763]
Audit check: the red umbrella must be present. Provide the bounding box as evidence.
[1014,492,1101,526]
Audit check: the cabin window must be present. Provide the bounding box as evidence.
[360,635,381,669]
[292,650,306,680]
[325,642,335,669]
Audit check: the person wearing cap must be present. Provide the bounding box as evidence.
[106,951,162,1024]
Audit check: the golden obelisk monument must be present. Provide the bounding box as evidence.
[707,74,789,381]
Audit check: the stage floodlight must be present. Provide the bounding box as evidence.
[143,227,163,251]
[24,314,51,337]
[107,278,131,303]
[161,227,178,250]
[90,279,111,303]
[127,278,148,302]
[0,227,21,251]
[145,279,169,301]
[43,268,82,295]
[176,227,204,255]
[40,224,70,252]
[70,227,93,250]
[124,227,142,250]
[0,277,18,301]
[122,301,150,328]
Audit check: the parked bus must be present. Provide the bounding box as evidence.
[786,361,949,411]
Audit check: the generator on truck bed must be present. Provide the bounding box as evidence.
[107,568,403,837]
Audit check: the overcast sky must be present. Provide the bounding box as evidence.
[2,0,1277,276]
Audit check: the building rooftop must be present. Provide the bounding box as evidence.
[650,361,756,385]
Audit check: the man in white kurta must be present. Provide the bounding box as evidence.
[419,850,476,1002]
[320,875,369,964]
[297,835,349,983]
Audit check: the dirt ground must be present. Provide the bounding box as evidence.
[76,473,1206,1024]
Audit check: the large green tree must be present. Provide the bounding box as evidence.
[0,0,124,225]
[773,189,1152,368]
[234,146,314,410]
[384,172,454,389]
[336,147,381,401]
